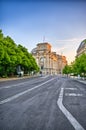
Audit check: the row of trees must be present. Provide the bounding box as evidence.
[0,30,40,77]
[63,53,86,77]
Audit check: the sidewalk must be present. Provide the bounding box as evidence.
[77,79,86,84]
[68,76,86,85]
[0,75,39,82]
[0,76,29,82]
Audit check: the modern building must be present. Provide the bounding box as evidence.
[76,39,86,57]
[31,42,67,75]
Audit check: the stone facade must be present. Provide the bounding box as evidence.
[76,39,86,57]
[31,42,67,75]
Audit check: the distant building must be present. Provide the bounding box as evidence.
[57,55,67,74]
[76,39,86,57]
[31,42,67,75]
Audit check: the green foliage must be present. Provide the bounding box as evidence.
[73,54,86,75]
[63,65,72,74]
[0,30,3,39]
[63,53,86,77]
[0,29,39,77]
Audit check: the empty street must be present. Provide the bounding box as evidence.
[0,76,86,130]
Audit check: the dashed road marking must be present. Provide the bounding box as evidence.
[57,88,85,130]
[65,88,77,90]
[65,93,83,97]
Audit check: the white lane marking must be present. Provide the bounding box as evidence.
[0,78,55,105]
[65,88,77,90]
[65,93,83,97]
[0,81,31,90]
[0,76,50,90]
[57,88,85,130]
[41,75,49,78]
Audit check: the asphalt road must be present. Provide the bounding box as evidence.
[0,75,86,130]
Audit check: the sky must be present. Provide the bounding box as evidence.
[0,0,86,64]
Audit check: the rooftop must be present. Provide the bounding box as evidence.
[77,39,86,52]
[37,42,51,47]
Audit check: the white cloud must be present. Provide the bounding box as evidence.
[56,37,86,43]
[52,37,86,64]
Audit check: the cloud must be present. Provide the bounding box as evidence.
[52,37,86,53]
[54,46,70,52]
[56,37,86,43]
[52,37,86,64]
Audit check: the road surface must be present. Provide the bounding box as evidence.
[0,75,86,130]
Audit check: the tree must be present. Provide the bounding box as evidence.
[63,65,72,76]
[72,54,86,76]
[0,30,4,40]
[0,29,40,77]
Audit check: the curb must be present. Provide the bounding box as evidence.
[0,75,39,82]
[77,80,86,84]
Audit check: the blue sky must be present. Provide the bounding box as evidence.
[0,0,86,64]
